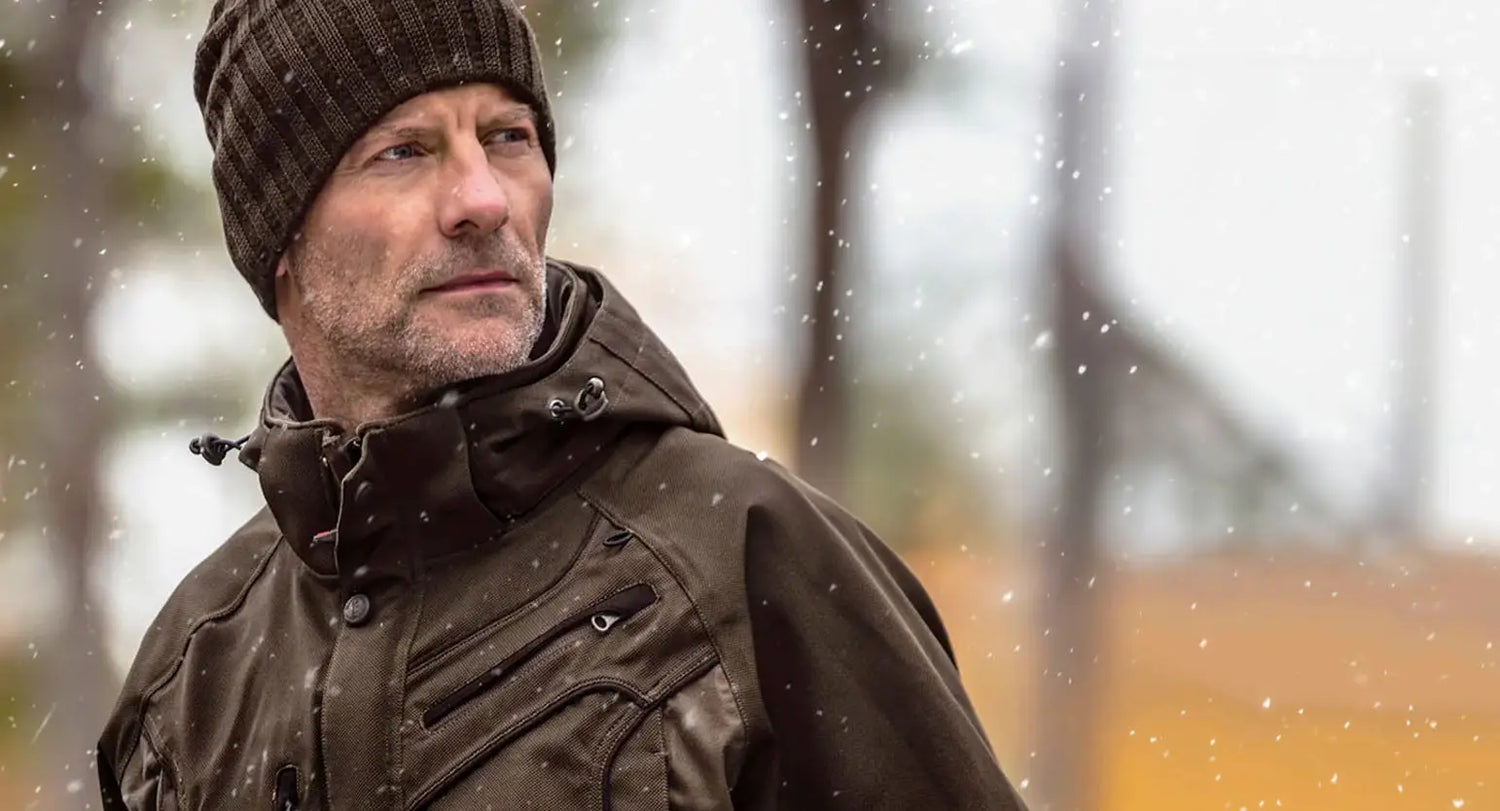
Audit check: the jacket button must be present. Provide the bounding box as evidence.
[342,593,371,626]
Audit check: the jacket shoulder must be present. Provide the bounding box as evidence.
[579,428,972,782]
[595,426,916,603]
[580,424,861,619]
[634,426,820,506]
[582,426,827,556]
[98,506,284,783]
[578,426,823,731]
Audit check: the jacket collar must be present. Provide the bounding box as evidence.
[237,260,721,577]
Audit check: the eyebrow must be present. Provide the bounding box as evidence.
[361,106,537,146]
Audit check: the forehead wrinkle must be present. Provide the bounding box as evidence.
[482,105,536,127]
[367,123,440,143]
[336,87,544,177]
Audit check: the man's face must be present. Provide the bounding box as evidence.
[276,83,553,398]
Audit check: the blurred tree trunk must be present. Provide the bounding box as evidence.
[1040,243,1110,811]
[32,0,117,804]
[1386,77,1441,543]
[789,0,895,503]
[1037,1,1121,809]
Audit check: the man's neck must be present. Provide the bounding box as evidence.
[294,355,425,431]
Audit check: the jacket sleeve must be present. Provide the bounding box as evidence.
[97,747,126,809]
[739,483,1028,811]
[97,726,180,810]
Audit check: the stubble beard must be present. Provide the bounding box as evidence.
[290,232,548,407]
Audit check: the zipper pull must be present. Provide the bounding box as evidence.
[601,530,633,550]
[274,765,300,811]
[590,611,622,633]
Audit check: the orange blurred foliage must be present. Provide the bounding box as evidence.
[918,545,1500,809]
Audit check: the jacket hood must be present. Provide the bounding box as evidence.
[236,259,722,576]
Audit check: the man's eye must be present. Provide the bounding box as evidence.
[375,143,422,162]
[487,128,532,146]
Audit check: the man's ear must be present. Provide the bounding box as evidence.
[273,250,300,318]
[276,234,299,279]
[274,253,295,292]
[278,228,309,276]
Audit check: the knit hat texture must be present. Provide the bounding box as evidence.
[194,0,556,319]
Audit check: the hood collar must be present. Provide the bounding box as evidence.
[236,260,721,576]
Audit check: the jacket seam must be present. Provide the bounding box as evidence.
[587,335,702,426]
[425,631,582,729]
[391,558,428,811]
[315,592,348,809]
[575,492,756,758]
[654,695,666,803]
[420,582,683,732]
[410,649,712,808]
[411,651,713,811]
[409,678,647,810]
[407,512,603,678]
[591,698,645,811]
[140,699,184,806]
[595,653,716,811]
[656,698,668,805]
[646,649,719,708]
[118,532,283,783]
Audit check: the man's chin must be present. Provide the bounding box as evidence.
[405,316,542,383]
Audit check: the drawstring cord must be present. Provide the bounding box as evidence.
[188,376,608,465]
[189,432,249,466]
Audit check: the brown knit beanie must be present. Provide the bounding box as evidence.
[193,0,556,320]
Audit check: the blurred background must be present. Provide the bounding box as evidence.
[1,0,1498,808]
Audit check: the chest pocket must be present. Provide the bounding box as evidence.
[403,580,717,811]
[420,583,657,729]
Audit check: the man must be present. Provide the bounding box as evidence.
[98,1,1027,808]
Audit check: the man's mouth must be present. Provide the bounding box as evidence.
[427,270,519,294]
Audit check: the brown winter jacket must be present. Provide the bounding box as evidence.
[97,261,1026,810]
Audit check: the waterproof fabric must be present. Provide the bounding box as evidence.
[98,260,1027,810]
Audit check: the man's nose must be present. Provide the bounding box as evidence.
[438,142,509,238]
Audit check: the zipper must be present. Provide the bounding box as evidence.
[273,765,299,811]
[422,583,657,729]
[317,432,364,485]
